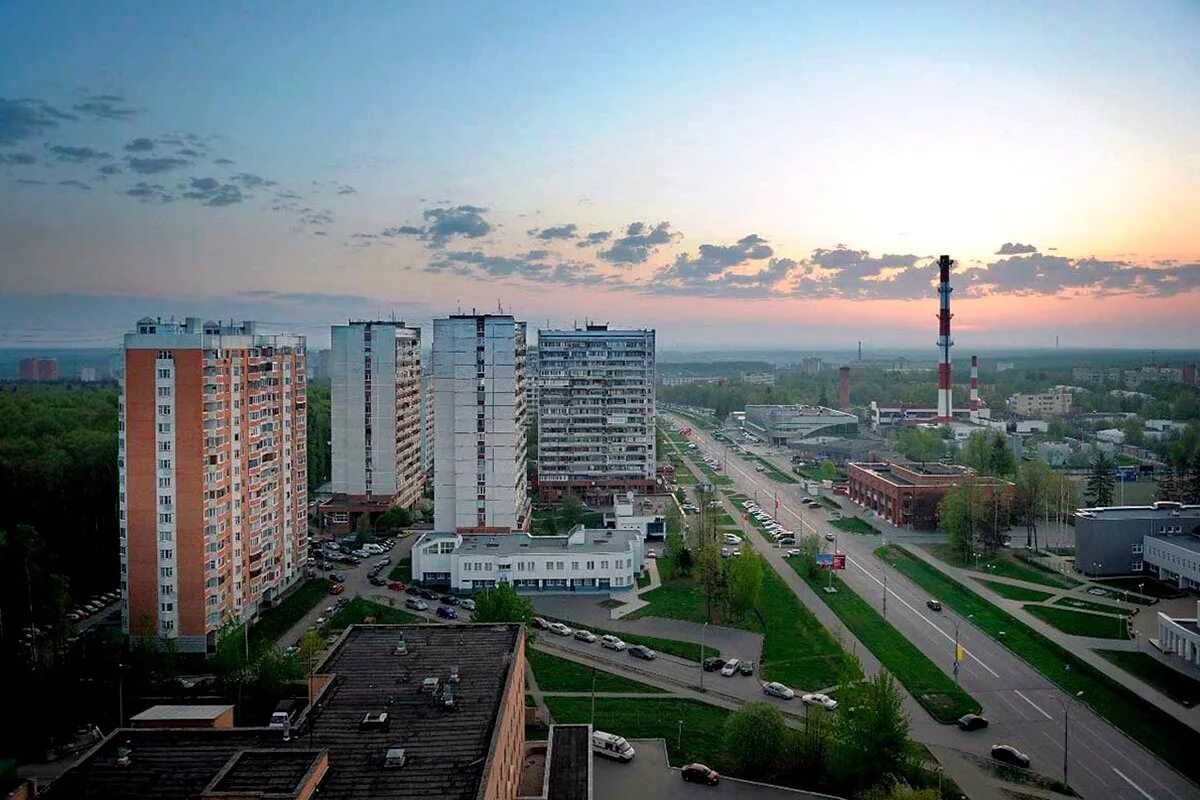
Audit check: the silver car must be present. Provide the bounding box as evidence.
[762,682,794,700]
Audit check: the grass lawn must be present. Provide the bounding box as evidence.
[877,544,1200,783]
[1023,605,1131,640]
[830,517,880,535]
[1097,650,1200,707]
[637,570,651,588]
[746,454,798,483]
[695,461,733,486]
[795,463,845,482]
[525,693,536,707]
[675,469,699,485]
[794,564,980,723]
[1053,596,1133,615]
[388,557,412,583]
[530,507,605,534]
[976,580,1053,602]
[527,648,661,693]
[247,579,332,652]
[545,696,730,768]
[326,596,423,631]
[816,495,843,511]
[928,544,1080,590]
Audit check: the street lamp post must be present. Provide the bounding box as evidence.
[699,622,709,689]
[1062,690,1084,789]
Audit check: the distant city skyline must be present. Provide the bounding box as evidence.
[1,1,1198,348]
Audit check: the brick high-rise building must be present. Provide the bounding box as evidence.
[432,314,529,533]
[536,325,656,503]
[19,356,59,381]
[119,317,308,652]
[329,321,424,508]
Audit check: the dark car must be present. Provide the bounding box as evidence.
[368,574,387,586]
[405,585,421,595]
[990,745,1030,768]
[926,599,943,612]
[419,588,439,600]
[958,714,989,731]
[436,605,459,620]
[680,763,720,785]
[440,595,460,606]
[628,645,657,661]
[531,617,551,630]
[702,657,726,672]
[739,660,755,676]
[329,572,346,583]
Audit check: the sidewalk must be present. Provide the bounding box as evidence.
[899,539,1200,730]
[610,557,660,619]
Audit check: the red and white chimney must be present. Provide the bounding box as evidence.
[969,355,980,421]
[936,255,954,422]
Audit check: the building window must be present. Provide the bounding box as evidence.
[1132,560,1143,572]
[571,561,579,571]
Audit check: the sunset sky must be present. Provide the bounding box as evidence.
[1,1,1198,349]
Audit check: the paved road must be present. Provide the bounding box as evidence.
[676,416,1200,800]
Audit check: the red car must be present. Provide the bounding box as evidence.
[388,581,405,592]
[681,763,720,785]
[328,583,345,595]
[531,617,551,630]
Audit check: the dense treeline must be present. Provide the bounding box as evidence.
[306,379,331,488]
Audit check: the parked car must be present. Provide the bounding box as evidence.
[548,622,573,637]
[436,605,459,620]
[720,547,730,558]
[801,693,838,711]
[990,744,1030,768]
[418,588,439,600]
[405,598,428,611]
[305,566,318,578]
[824,532,836,541]
[702,657,726,672]
[738,661,755,676]
[786,549,801,557]
[957,714,989,731]
[628,645,656,661]
[574,630,597,643]
[459,598,476,612]
[680,763,720,785]
[440,595,460,606]
[388,581,405,592]
[763,681,792,700]
[368,574,388,586]
[646,549,657,559]
[531,617,551,630]
[405,585,422,595]
[330,572,346,583]
[777,538,796,546]
[926,599,943,612]
[720,658,741,676]
[328,583,345,595]
[600,634,626,651]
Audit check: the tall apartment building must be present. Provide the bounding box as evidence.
[120,317,307,652]
[19,356,59,381]
[536,325,656,503]
[419,369,435,476]
[432,314,530,533]
[329,322,424,508]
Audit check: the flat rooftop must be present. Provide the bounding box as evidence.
[426,528,637,556]
[1076,504,1200,520]
[547,725,592,800]
[1147,534,1200,555]
[130,704,233,722]
[42,624,523,800]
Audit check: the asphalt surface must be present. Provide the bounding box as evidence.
[675,416,1200,800]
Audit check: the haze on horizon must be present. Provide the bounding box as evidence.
[1,1,1198,350]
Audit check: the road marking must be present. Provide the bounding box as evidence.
[1012,689,1053,720]
[1113,767,1157,800]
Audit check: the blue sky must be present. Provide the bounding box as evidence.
[1,1,1198,348]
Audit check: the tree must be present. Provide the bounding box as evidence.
[694,543,724,621]
[1188,448,1200,505]
[724,550,764,620]
[723,702,787,775]
[377,506,413,531]
[472,582,533,625]
[830,670,912,793]
[1016,460,1055,551]
[559,495,586,530]
[939,483,980,564]
[896,428,943,465]
[1086,451,1116,507]
[960,430,1015,477]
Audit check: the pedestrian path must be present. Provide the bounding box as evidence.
[610,557,660,619]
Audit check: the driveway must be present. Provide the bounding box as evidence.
[594,739,840,800]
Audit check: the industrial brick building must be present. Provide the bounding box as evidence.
[536,325,656,503]
[119,317,308,652]
[846,461,1012,529]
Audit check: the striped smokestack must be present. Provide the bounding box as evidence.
[936,255,954,422]
[970,355,980,419]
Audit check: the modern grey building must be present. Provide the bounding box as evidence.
[742,404,857,445]
[1074,503,1200,580]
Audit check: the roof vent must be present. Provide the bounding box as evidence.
[115,747,132,767]
[394,637,408,655]
[421,676,440,694]
[448,664,460,684]
[440,684,457,710]
[384,747,407,768]
[361,712,389,730]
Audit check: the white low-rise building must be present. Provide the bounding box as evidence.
[604,492,669,541]
[411,527,645,593]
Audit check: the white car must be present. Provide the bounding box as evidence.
[601,634,626,651]
[721,658,741,676]
[824,532,836,542]
[548,622,573,637]
[646,549,657,559]
[574,630,598,643]
[459,599,476,611]
[723,534,742,545]
[720,547,730,558]
[763,682,795,700]
[802,693,838,711]
[787,549,801,557]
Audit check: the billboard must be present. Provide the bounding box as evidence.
[816,552,846,570]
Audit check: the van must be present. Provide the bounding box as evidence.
[268,699,299,732]
[592,730,635,762]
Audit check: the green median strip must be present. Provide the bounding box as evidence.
[527,648,662,693]
[1053,596,1133,615]
[1097,650,1200,708]
[830,516,880,535]
[1024,605,1131,640]
[791,562,980,723]
[877,544,1200,784]
[976,580,1054,602]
